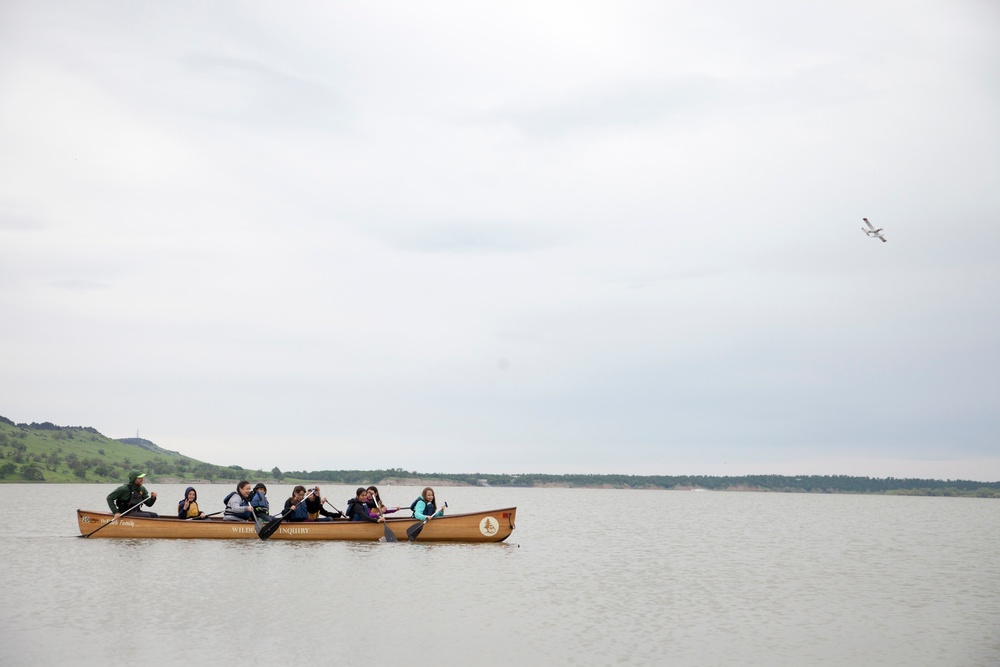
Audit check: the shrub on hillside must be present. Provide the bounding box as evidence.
[21,465,44,481]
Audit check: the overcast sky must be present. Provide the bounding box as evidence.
[2,1,998,480]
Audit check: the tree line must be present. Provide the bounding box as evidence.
[288,468,1000,497]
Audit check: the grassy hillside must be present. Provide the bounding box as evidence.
[0,416,276,484]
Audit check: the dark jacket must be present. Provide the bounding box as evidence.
[283,497,310,522]
[177,486,201,518]
[345,497,378,522]
[106,471,154,513]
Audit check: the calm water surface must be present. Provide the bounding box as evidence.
[1,484,998,666]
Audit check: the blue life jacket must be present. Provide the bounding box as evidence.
[250,490,269,515]
[411,498,436,517]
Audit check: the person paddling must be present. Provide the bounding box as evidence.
[282,485,311,522]
[346,487,384,522]
[223,481,255,521]
[366,485,399,520]
[412,487,443,521]
[250,483,273,521]
[107,471,158,520]
[304,485,341,521]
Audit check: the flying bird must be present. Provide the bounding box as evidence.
[862,217,887,243]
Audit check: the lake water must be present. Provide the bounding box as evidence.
[1,484,998,666]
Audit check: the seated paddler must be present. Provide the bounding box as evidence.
[346,487,384,522]
[411,487,444,521]
[250,483,273,521]
[107,471,158,520]
[223,481,255,521]
[304,485,340,521]
[283,485,312,522]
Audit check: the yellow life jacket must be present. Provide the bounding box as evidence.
[185,501,201,518]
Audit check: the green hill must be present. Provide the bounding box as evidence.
[0,416,271,483]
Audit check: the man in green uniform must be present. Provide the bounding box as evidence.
[106,471,158,519]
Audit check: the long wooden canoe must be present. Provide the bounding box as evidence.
[77,507,516,542]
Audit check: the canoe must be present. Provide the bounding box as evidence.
[77,507,517,542]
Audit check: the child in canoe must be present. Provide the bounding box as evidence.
[366,485,399,520]
[177,486,208,519]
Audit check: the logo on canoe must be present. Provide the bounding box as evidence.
[479,516,499,536]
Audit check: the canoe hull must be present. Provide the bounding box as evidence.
[77,507,516,542]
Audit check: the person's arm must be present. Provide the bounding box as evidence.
[144,490,157,507]
[107,487,124,513]
[227,496,252,519]
[178,500,188,519]
[414,500,432,521]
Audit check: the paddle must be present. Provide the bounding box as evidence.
[406,501,447,541]
[258,490,313,541]
[80,498,150,538]
[371,493,398,543]
[323,499,345,517]
[185,510,223,521]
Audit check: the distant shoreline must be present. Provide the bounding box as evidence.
[8,476,999,498]
[2,417,998,497]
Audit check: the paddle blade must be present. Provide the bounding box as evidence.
[406,521,425,541]
[258,515,285,540]
[383,523,398,543]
